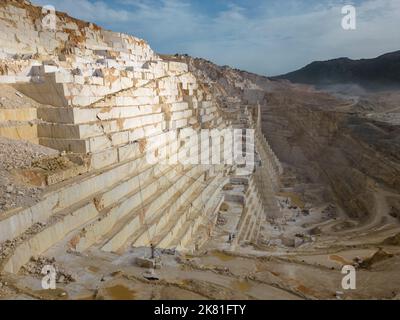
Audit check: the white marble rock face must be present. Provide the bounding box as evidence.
[0,0,282,277]
[0,0,239,166]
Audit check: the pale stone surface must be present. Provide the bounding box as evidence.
[0,1,283,279]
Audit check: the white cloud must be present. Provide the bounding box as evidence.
[32,0,129,22]
[31,0,400,75]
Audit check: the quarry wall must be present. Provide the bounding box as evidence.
[0,0,283,274]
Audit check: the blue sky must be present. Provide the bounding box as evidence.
[31,0,400,75]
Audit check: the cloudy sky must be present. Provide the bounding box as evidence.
[31,0,400,76]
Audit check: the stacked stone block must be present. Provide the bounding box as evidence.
[0,0,282,273]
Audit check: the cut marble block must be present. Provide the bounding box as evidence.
[0,0,284,275]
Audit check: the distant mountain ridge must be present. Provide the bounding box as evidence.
[273,51,400,90]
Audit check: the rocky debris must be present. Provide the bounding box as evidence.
[216,214,227,226]
[0,136,59,214]
[0,137,58,171]
[322,204,337,219]
[0,279,15,297]
[160,248,177,255]
[309,226,322,235]
[0,222,45,260]
[20,256,75,284]
[388,206,400,220]
[0,239,18,261]
[352,256,364,268]
[142,269,160,281]
[182,258,231,276]
[31,155,72,172]
[358,249,394,269]
[0,181,42,213]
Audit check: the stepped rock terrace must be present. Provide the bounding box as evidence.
[0,0,282,289]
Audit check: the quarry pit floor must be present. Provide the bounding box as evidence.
[2,181,400,300]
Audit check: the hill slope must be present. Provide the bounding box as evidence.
[273,51,400,89]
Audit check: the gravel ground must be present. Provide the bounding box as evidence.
[0,136,59,213]
[0,136,58,170]
[0,84,43,109]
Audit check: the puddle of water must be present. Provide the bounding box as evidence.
[231,280,252,292]
[212,251,235,262]
[329,255,352,265]
[34,288,68,300]
[105,285,136,300]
